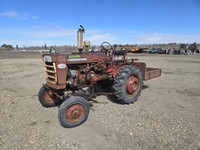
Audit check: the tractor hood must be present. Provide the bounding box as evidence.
[43,52,108,64]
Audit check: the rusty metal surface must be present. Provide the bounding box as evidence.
[48,53,108,64]
[77,29,84,50]
[145,68,161,80]
[43,89,59,103]
[55,62,68,85]
[136,62,161,80]
[136,62,146,79]
[65,104,85,123]
[46,82,66,89]
[126,74,140,97]
[43,84,64,99]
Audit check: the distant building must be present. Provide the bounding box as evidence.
[38,49,50,53]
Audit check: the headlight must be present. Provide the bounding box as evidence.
[43,55,52,62]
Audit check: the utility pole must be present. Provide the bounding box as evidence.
[14,34,17,50]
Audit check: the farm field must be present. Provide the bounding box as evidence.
[0,52,200,150]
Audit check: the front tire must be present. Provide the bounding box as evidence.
[58,96,90,128]
[38,86,60,107]
[113,65,143,104]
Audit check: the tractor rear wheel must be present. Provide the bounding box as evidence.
[38,86,60,107]
[58,96,90,128]
[113,65,143,104]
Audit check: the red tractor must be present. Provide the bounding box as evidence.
[38,26,161,128]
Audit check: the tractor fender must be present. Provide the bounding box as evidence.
[113,63,131,77]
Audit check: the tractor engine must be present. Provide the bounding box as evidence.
[66,61,110,91]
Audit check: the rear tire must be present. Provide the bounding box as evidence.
[38,86,60,107]
[58,96,90,128]
[113,65,143,104]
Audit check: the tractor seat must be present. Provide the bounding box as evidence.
[106,60,124,63]
[113,50,126,56]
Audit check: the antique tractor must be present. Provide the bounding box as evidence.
[38,26,161,128]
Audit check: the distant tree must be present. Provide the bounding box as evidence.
[44,43,47,49]
[16,45,19,50]
[1,44,14,50]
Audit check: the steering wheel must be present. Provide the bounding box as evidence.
[101,42,114,52]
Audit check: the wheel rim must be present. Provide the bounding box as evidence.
[126,74,140,97]
[65,104,85,123]
[43,90,58,103]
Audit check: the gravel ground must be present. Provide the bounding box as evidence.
[0,52,200,150]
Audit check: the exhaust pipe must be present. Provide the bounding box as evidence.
[77,25,85,52]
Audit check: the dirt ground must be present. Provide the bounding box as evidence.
[0,51,200,150]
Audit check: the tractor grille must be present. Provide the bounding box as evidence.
[44,62,57,84]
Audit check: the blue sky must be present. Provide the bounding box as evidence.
[0,0,200,46]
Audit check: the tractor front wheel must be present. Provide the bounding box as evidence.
[38,86,60,107]
[58,96,90,128]
[113,65,143,104]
